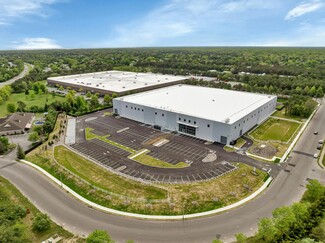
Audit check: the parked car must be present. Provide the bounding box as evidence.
[313,153,319,158]
[319,140,324,144]
[317,144,322,150]
[314,131,318,135]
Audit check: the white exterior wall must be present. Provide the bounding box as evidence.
[113,96,277,145]
[228,96,277,142]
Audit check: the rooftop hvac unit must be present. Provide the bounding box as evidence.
[225,118,230,124]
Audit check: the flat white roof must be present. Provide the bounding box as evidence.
[116,85,276,124]
[48,71,187,93]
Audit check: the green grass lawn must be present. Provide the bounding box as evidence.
[223,146,236,152]
[272,109,304,121]
[54,145,167,200]
[0,176,75,242]
[234,137,246,148]
[250,118,301,143]
[133,152,189,169]
[0,91,65,118]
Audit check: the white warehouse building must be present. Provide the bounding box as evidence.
[113,85,277,145]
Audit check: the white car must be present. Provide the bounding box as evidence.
[313,153,319,159]
[319,140,324,144]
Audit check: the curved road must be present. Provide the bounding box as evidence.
[0,63,33,88]
[0,101,324,242]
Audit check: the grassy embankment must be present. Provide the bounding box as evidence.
[28,145,267,214]
[0,176,76,242]
[26,115,268,215]
[272,108,304,122]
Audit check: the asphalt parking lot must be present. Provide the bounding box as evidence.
[72,110,277,183]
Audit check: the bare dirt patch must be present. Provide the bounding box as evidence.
[250,143,277,158]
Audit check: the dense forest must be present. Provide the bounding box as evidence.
[0,47,324,118]
[0,47,324,96]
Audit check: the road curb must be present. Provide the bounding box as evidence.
[20,159,272,220]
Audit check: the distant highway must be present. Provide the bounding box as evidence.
[0,63,33,88]
[0,100,324,242]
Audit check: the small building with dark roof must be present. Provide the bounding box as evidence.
[0,113,34,136]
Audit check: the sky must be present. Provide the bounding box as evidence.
[0,0,324,50]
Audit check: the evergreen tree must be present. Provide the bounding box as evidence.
[16,144,25,159]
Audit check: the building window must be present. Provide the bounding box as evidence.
[235,126,236,129]
[131,107,133,109]
[239,124,240,127]
[162,114,164,117]
[207,124,210,128]
[138,108,140,111]
[179,118,181,121]
[189,120,191,123]
[142,109,144,112]
[184,119,186,122]
[155,112,157,115]
[179,124,196,136]
[194,121,196,124]
[126,105,128,108]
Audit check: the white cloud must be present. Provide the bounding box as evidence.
[247,23,325,46]
[285,1,323,20]
[15,37,62,50]
[107,0,280,47]
[220,0,279,12]
[0,0,62,24]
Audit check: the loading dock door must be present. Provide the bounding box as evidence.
[220,136,227,144]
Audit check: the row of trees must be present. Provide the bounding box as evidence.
[0,85,12,105]
[62,90,113,116]
[0,58,24,82]
[232,180,325,243]
[186,78,324,98]
[284,96,317,118]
